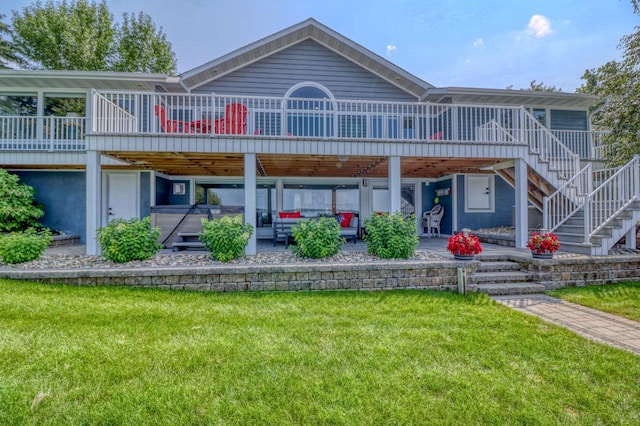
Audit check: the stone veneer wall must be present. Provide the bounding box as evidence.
[522,255,640,289]
[2,255,640,292]
[0,261,460,292]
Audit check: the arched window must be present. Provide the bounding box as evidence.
[285,83,334,137]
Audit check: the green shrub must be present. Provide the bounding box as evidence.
[199,215,254,262]
[291,217,345,258]
[363,212,419,259]
[97,216,162,263]
[0,229,52,264]
[0,168,45,232]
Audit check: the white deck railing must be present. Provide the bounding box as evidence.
[90,91,529,143]
[0,91,604,160]
[550,129,608,160]
[586,155,640,239]
[0,115,86,151]
[521,108,579,180]
[543,163,592,233]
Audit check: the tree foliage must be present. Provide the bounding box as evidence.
[112,12,176,73]
[11,0,176,73]
[578,0,640,165]
[506,80,561,92]
[0,168,44,232]
[0,14,24,68]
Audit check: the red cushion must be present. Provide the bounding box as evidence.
[279,211,301,219]
[336,212,353,228]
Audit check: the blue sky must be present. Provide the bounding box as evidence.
[2,0,638,91]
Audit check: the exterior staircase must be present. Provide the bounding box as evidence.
[468,258,545,295]
[543,156,640,255]
[492,109,640,256]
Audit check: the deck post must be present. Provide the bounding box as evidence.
[86,149,102,255]
[245,153,257,255]
[389,156,401,213]
[514,158,528,248]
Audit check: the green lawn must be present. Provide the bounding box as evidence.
[1,280,639,425]
[548,281,640,322]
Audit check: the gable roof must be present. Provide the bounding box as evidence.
[179,18,433,98]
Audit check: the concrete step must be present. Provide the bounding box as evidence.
[473,271,532,284]
[472,282,546,295]
[172,241,205,251]
[177,232,201,241]
[554,240,596,255]
[476,260,522,272]
[556,232,602,245]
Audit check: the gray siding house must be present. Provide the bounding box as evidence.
[1,18,635,256]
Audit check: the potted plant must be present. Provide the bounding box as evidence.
[447,228,482,260]
[527,231,560,259]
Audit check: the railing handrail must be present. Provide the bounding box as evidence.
[520,107,580,179]
[543,163,592,233]
[587,155,640,238]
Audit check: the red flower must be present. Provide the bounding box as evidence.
[527,232,560,254]
[447,232,483,256]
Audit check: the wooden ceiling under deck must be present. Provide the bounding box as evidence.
[102,152,502,178]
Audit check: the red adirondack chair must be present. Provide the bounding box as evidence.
[214,103,248,134]
[154,105,191,133]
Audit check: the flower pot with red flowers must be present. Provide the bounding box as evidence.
[447,228,483,260]
[527,231,560,259]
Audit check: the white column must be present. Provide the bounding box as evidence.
[514,158,528,248]
[86,150,102,255]
[388,156,401,213]
[244,153,257,255]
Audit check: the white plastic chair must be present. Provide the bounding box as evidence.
[422,204,444,237]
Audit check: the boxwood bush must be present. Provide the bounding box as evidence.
[97,216,162,263]
[0,229,52,264]
[199,215,254,262]
[363,212,418,259]
[291,217,344,258]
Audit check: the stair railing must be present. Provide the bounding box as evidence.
[543,163,592,233]
[519,107,579,181]
[585,155,640,240]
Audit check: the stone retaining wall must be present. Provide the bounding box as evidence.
[0,261,460,292]
[520,255,640,289]
[2,255,639,292]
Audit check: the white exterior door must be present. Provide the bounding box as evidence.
[107,173,138,222]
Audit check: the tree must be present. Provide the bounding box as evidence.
[506,80,561,92]
[578,0,640,165]
[11,0,176,74]
[112,12,176,74]
[0,14,24,68]
[12,0,114,71]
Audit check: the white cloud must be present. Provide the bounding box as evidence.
[386,44,397,56]
[527,15,553,38]
[472,38,484,48]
